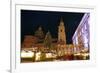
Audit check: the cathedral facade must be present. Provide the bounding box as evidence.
[22,17,68,49]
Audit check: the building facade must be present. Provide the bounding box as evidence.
[22,35,38,48]
[72,13,90,53]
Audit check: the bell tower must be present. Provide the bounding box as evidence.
[58,17,66,44]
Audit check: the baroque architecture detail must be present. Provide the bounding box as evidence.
[58,18,66,44]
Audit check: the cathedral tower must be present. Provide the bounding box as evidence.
[58,17,66,44]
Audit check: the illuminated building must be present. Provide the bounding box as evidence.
[22,35,38,48]
[21,15,90,61]
[58,18,66,44]
[72,13,90,53]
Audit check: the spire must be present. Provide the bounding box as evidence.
[60,17,63,22]
[38,26,42,31]
[59,17,64,26]
[44,30,52,48]
[47,31,50,35]
[58,17,66,44]
[45,31,51,38]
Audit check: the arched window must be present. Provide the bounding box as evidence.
[61,29,62,32]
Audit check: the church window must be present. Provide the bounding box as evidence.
[61,29,62,32]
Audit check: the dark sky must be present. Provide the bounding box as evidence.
[21,10,84,44]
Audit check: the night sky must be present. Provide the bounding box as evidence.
[21,10,84,44]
